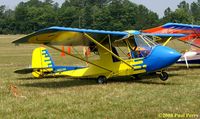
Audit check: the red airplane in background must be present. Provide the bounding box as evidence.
[143,23,200,68]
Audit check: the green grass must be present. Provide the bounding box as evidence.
[0,35,200,119]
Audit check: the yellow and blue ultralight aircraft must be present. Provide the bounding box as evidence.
[13,27,182,84]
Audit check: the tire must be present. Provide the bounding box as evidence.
[159,72,168,81]
[97,76,107,84]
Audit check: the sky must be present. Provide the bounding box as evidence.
[0,0,197,17]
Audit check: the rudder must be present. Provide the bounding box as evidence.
[32,47,55,78]
[32,47,55,68]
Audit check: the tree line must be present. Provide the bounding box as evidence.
[0,0,199,34]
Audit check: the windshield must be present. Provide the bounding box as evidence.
[128,35,157,58]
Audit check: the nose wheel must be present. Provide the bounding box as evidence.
[159,71,168,81]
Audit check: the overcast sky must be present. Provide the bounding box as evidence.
[0,0,197,17]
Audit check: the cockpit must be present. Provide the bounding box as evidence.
[126,34,157,58]
[87,33,158,62]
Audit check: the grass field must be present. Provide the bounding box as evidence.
[0,35,200,119]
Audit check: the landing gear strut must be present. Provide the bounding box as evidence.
[159,71,168,81]
[97,76,107,84]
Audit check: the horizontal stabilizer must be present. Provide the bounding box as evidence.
[14,68,34,74]
[14,68,50,74]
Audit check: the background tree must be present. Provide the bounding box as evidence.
[1,0,200,34]
[161,1,193,24]
[191,0,200,24]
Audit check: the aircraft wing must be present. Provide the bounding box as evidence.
[12,27,132,46]
[143,23,200,47]
[12,27,140,69]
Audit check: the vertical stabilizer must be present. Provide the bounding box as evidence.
[32,47,55,68]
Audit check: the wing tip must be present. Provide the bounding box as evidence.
[163,22,200,29]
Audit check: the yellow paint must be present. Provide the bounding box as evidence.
[32,70,43,78]
[32,47,53,78]
[84,33,135,69]
[30,37,147,79]
[134,66,142,70]
[28,31,85,45]
[143,65,147,68]
[58,46,146,78]
[47,45,112,72]
[153,36,162,42]
[16,29,148,79]
[163,37,172,46]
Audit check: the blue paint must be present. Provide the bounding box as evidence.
[52,66,85,72]
[42,48,85,72]
[42,49,55,67]
[128,30,141,35]
[40,26,129,36]
[143,33,186,37]
[163,23,200,30]
[143,45,181,72]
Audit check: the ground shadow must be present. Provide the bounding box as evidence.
[16,76,66,80]
[20,75,181,88]
[20,79,97,88]
[17,77,39,80]
[108,76,181,85]
[128,80,180,85]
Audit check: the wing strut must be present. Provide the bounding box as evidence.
[84,33,135,69]
[45,45,113,72]
[163,37,172,46]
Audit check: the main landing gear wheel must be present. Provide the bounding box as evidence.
[97,76,107,84]
[159,71,168,81]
